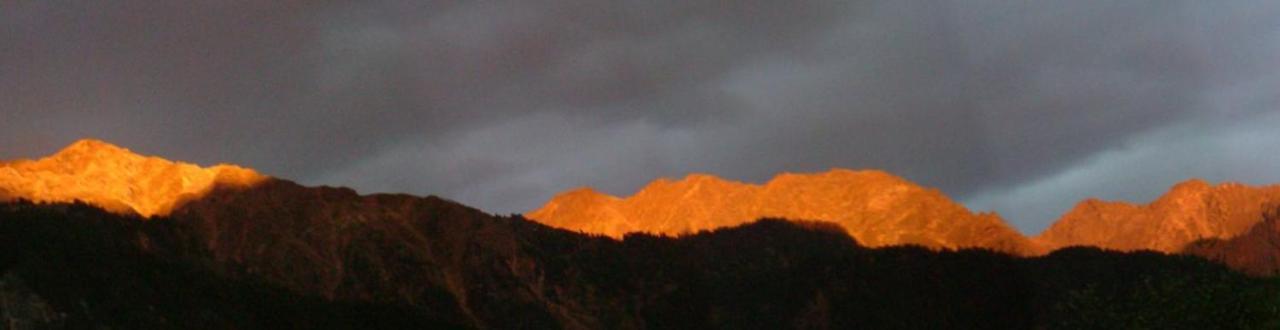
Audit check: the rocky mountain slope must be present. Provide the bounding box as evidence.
[1184,210,1280,277]
[530,169,1280,272]
[528,170,1036,255]
[1037,179,1280,253]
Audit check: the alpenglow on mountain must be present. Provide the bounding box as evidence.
[0,139,265,217]
[528,168,1280,272]
[4,140,1280,272]
[1,139,1279,328]
[527,170,1037,255]
[1038,179,1280,253]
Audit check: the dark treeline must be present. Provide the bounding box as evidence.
[0,202,460,329]
[0,200,1277,329]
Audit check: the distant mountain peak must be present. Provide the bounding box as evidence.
[528,168,1034,254]
[38,139,152,172]
[1164,178,1213,197]
[1171,178,1212,190]
[57,138,133,156]
[0,139,267,217]
[1037,179,1280,252]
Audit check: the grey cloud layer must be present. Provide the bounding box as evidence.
[3,1,1278,232]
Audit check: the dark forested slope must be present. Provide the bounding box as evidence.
[0,181,1277,329]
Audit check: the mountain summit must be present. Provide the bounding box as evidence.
[528,169,1037,255]
[0,139,265,217]
[1037,179,1280,252]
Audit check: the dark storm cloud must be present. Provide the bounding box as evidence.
[4,1,1279,232]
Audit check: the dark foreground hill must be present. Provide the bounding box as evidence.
[1,180,1278,329]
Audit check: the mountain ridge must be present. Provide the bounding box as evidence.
[6,139,1280,273]
[0,139,265,217]
[1036,179,1280,253]
[1,139,1279,327]
[529,168,1036,255]
[530,167,1280,260]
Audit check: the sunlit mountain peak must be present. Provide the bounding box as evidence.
[1036,178,1280,253]
[0,139,267,217]
[528,169,1035,254]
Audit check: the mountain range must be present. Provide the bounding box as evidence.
[0,139,1278,328]
[528,166,1280,265]
[527,170,1035,255]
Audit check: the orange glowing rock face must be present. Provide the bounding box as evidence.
[1036,179,1280,253]
[0,139,266,217]
[528,169,1037,255]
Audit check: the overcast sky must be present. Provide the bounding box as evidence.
[4,1,1279,233]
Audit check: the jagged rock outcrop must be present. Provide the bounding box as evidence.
[1036,179,1280,253]
[528,170,1037,255]
[0,139,264,217]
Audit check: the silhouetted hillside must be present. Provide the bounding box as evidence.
[1,192,1277,329]
[0,201,459,329]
